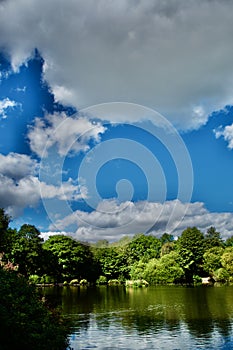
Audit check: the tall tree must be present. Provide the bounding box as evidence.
[176,227,205,283]
[0,208,11,254]
[10,224,44,276]
[204,227,223,250]
[43,235,96,282]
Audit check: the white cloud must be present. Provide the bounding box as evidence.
[214,124,233,149]
[28,112,106,157]
[1,0,233,129]
[0,152,86,216]
[0,152,38,180]
[0,98,18,118]
[47,199,233,242]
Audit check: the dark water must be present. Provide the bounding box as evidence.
[43,285,233,349]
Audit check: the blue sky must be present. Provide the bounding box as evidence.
[1,0,233,241]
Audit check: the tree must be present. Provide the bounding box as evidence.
[10,224,44,277]
[204,227,223,250]
[203,246,224,275]
[0,208,11,254]
[160,233,174,245]
[126,234,162,264]
[221,247,233,277]
[176,227,205,283]
[225,235,233,247]
[43,235,96,282]
[93,245,129,280]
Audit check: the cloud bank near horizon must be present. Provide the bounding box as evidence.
[44,199,233,242]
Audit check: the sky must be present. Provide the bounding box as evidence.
[1,0,233,241]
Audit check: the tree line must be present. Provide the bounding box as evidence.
[1,208,233,286]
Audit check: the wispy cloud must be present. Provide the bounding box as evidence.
[0,98,19,118]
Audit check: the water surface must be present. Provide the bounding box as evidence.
[43,285,233,349]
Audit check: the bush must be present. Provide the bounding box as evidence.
[96,275,108,285]
[108,279,121,285]
[0,268,71,350]
[69,278,79,285]
[80,279,88,285]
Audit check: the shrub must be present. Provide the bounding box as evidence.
[80,279,88,285]
[69,279,79,285]
[108,279,121,285]
[96,275,108,285]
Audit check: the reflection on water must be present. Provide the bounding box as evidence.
[43,285,233,349]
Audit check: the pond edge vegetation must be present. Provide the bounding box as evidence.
[1,208,233,348]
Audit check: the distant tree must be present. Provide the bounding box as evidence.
[221,247,233,276]
[94,239,109,248]
[203,246,224,275]
[147,252,184,284]
[93,246,129,280]
[176,227,205,283]
[204,227,223,250]
[43,235,96,282]
[225,235,233,247]
[126,234,162,264]
[160,242,174,256]
[160,233,174,245]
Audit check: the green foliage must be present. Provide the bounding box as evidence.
[108,279,121,285]
[204,227,224,250]
[225,235,233,247]
[96,275,108,285]
[130,260,148,280]
[221,247,233,275]
[160,242,174,256]
[213,268,230,283]
[43,235,97,282]
[125,279,149,287]
[143,253,184,284]
[126,234,162,264]
[0,268,70,350]
[203,247,224,275]
[176,227,205,282]
[160,233,174,245]
[93,245,129,280]
[10,224,44,276]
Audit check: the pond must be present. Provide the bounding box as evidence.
[43,285,233,349]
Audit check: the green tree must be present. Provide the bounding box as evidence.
[176,227,205,283]
[203,246,224,275]
[143,252,184,284]
[43,235,96,282]
[221,247,233,277]
[126,234,162,264]
[161,242,175,256]
[204,227,223,250]
[225,235,233,247]
[0,208,11,254]
[93,246,129,280]
[10,224,44,277]
[160,233,174,245]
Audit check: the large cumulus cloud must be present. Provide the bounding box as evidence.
[1,0,233,129]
